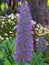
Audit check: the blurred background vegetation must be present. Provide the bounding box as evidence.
[0,0,49,65]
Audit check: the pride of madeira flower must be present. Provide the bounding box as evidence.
[36,36,47,52]
[14,0,33,64]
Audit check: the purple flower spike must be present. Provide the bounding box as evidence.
[14,2,33,64]
[36,36,47,52]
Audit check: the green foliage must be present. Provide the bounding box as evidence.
[0,1,17,15]
[47,0,49,9]
[28,52,49,65]
[45,50,49,63]
[0,39,18,65]
[4,59,11,65]
[0,38,49,65]
[0,57,5,65]
[0,11,5,16]
[44,34,49,44]
[45,45,49,63]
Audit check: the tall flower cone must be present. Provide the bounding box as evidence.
[14,1,34,64]
[36,36,47,52]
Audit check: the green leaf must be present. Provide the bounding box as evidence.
[0,51,4,59]
[4,59,11,65]
[0,57,5,65]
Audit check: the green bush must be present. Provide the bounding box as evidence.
[0,39,49,65]
[28,52,49,65]
[0,39,18,65]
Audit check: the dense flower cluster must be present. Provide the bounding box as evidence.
[36,36,47,52]
[0,14,17,42]
[14,2,33,64]
[35,23,49,36]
